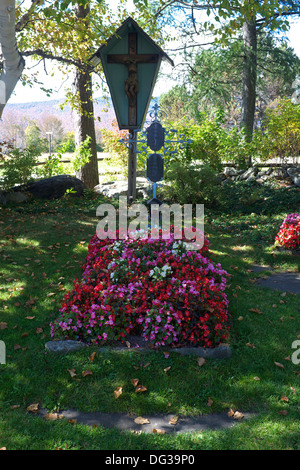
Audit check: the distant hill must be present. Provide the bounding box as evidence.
[1,97,116,133]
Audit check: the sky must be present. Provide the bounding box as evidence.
[9,2,300,105]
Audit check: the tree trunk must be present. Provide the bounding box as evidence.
[0,0,25,118]
[241,15,257,165]
[73,67,99,188]
[73,2,99,189]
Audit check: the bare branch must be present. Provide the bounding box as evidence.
[166,41,215,52]
[21,49,91,71]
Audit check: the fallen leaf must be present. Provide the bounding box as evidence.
[207,397,213,407]
[281,396,289,402]
[197,357,206,367]
[228,409,244,420]
[249,308,262,314]
[135,384,147,393]
[25,297,35,308]
[246,342,255,348]
[114,387,123,399]
[25,316,35,320]
[134,416,150,425]
[67,369,77,378]
[274,361,285,369]
[278,410,287,416]
[82,370,92,377]
[10,405,20,410]
[233,411,244,420]
[253,376,260,381]
[67,419,77,424]
[169,416,179,425]
[164,366,171,373]
[27,403,39,413]
[131,378,139,387]
[14,344,21,350]
[44,413,64,421]
[152,428,166,434]
[0,322,7,330]
[89,352,96,363]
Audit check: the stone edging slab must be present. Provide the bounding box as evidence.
[45,340,232,359]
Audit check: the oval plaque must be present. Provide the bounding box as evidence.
[146,122,165,151]
[146,154,164,183]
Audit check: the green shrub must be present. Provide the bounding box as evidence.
[163,161,222,206]
[258,98,300,162]
[37,154,66,178]
[37,136,92,178]
[0,146,40,191]
[217,180,300,215]
[101,123,129,177]
[71,136,92,173]
[172,114,261,170]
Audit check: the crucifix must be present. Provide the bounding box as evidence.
[107,33,159,127]
[89,17,174,202]
[107,32,159,201]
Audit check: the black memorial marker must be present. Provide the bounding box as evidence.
[146,153,164,183]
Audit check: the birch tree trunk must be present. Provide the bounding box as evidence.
[0,0,24,118]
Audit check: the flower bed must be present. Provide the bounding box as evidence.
[50,229,230,349]
[275,213,300,250]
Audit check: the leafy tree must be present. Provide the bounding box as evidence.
[0,109,27,148]
[161,35,300,128]
[39,114,64,150]
[159,84,193,123]
[0,0,162,188]
[259,98,300,161]
[155,0,300,149]
[24,120,47,153]
[58,131,76,153]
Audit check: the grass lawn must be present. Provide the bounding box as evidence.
[0,188,299,451]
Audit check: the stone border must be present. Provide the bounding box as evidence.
[45,340,231,359]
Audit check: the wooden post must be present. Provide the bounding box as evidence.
[128,129,137,203]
